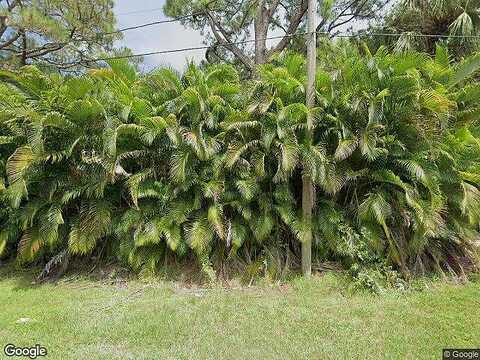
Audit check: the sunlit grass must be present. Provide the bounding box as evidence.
[0,269,479,359]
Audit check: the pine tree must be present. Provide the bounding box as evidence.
[0,0,119,70]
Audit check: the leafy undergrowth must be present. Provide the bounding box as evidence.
[0,266,479,360]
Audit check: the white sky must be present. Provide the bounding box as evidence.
[113,0,205,71]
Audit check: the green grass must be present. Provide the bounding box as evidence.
[0,269,479,360]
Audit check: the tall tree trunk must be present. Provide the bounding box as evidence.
[254,0,268,65]
[302,0,317,277]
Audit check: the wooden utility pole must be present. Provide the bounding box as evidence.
[302,0,316,277]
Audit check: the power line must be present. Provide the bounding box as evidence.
[11,10,215,56]
[104,13,204,36]
[349,32,480,39]
[82,30,480,63]
[29,29,480,69]
[100,10,480,39]
[30,6,480,46]
[104,9,227,36]
[85,32,307,63]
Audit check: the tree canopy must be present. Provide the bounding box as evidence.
[164,0,389,73]
[0,0,120,70]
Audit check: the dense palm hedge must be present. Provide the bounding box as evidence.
[1,43,479,279]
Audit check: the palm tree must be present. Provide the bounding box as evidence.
[0,65,125,268]
[0,45,479,280]
[375,0,480,56]
[322,43,480,275]
[112,63,243,275]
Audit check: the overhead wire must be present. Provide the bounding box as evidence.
[103,11,212,36]
[79,29,480,63]
[7,6,480,67]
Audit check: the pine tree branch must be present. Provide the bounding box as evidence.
[0,31,20,49]
[267,0,282,18]
[205,8,255,71]
[267,0,308,58]
[26,43,65,58]
[0,0,19,38]
[327,0,370,33]
[237,1,255,29]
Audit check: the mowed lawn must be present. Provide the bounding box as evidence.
[0,269,479,360]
